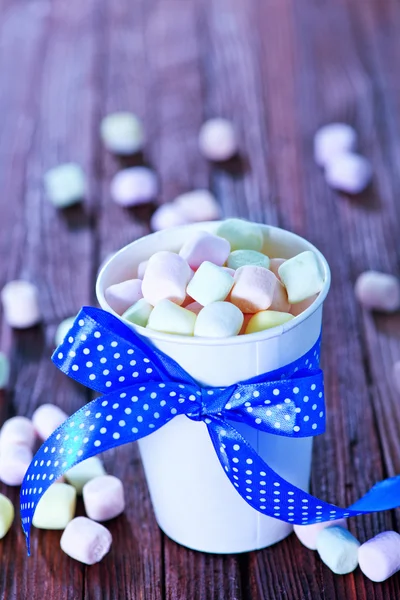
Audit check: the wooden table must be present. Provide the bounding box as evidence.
[1,0,400,597]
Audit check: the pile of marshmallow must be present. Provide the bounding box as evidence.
[314,123,372,194]
[0,404,124,565]
[104,219,325,337]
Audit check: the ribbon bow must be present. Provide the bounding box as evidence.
[20,307,400,553]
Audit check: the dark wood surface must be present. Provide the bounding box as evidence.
[0,0,400,598]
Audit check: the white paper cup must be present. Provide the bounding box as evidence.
[96,222,331,554]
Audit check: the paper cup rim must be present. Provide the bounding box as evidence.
[96,221,331,347]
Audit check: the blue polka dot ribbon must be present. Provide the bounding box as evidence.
[20,307,400,553]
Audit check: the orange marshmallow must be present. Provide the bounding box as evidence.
[270,278,291,313]
[230,266,277,313]
[269,258,286,279]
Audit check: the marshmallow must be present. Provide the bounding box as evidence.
[147,300,196,336]
[290,294,318,317]
[55,316,76,347]
[325,152,372,194]
[268,258,286,279]
[110,167,157,207]
[179,231,230,269]
[0,416,36,450]
[187,261,234,306]
[100,112,144,155]
[355,270,400,312]
[1,280,41,328]
[358,531,400,582]
[150,203,189,231]
[137,260,148,279]
[294,518,348,550]
[227,249,270,271]
[222,267,236,277]
[142,251,191,306]
[44,163,86,208]
[270,279,291,313]
[32,403,68,441]
[122,298,153,328]
[194,302,243,338]
[316,526,360,575]
[185,301,203,315]
[33,482,77,530]
[217,219,263,252]
[314,123,357,167]
[174,189,221,222]
[239,314,252,335]
[198,118,237,161]
[245,311,294,334]
[278,251,324,304]
[65,456,106,495]
[83,475,125,521]
[105,279,143,315]
[60,516,112,565]
[0,352,9,389]
[0,494,14,539]
[0,444,32,485]
[230,266,277,313]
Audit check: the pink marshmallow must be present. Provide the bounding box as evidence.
[269,258,286,279]
[174,190,221,222]
[0,416,36,450]
[104,279,143,315]
[137,260,148,279]
[179,231,230,270]
[290,294,318,317]
[358,531,400,582]
[355,271,400,312]
[0,443,32,485]
[142,251,191,306]
[185,301,203,315]
[230,266,277,313]
[32,403,68,441]
[294,519,348,550]
[110,167,157,207]
[60,516,112,565]
[83,475,125,522]
[150,203,189,232]
[270,279,291,313]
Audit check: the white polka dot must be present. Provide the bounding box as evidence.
[273,389,280,396]
[312,404,317,410]
[319,411,324,418]
[100,427,107,434]
[58,352,63,359]
[253,391,260,398]
[119,420,126,427]
[304,415,309,422]
[137,416,143,422]
[86,361,93,368]
[154,412,160,419]
[78,319,84,326]
[68,336,73,343]
[274,422,281,428]
[103,369,110,375]
[100,358,107,364]
[232,457,239,463]
[143,404,149,411]
[132,427,138,433]
[311,384,316,391]
[80,334,87,341]
[266,410,272,416]
[171,408,177,415]
[146,368,153,374]
[160,400,166,407]
[312,424,317,430]
[150,392,157,399]
[303,396,309,402]
[72,365,79,371]
[284,398,291,404]
[89,374,96,381]
[94,332,101,338]
[207,390,214,395]
[118,376,125,382]
[127,349,134,355]
[83,349,90,355]
[132,372,139,378]
[255,418,262,424]
[233,444,240,451]
[293,387,299,394]
[111,341,118,347]
[284,415,290,421]
[116,365,123,371]
[94,440,101,447]
[293,426,300,432]
[113,432,120,440]
[106,381,112,387]
[97,345,104,351]
[246,458,253,465]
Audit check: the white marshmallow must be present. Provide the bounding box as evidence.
[174,190,221,222]
[194,302,243,338]
[33,482,77,530]
[60,516,112,565]
[0,494,14,539]
[198,118,237,161]
[314,123,357,166]
[137,260,148,279]
[187,261,234,306]
[100,112,144,155]
[65,456,106,495]
[104,279,143,315]
[0,352,9,389]
[0,444,32,486]
[316,526,360,575]
[110,167,157,207]
[44,163,85,208]
[358,531,400,582]
[122,298,153,328]
[32,403,68,441]
[179,231,230,269]
[150,203,189,232]
[0,416,36,450]
[55,316,76,347]
[294,518,348,550]
[147,300,196,336]
[142,251,191,306]
[325,152,372,194]
[83,475,125,521]
[1,280,41,328]
[355,270,400,312]
[278,251,324,304]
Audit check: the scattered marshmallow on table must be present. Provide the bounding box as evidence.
[278,251,324,304]
[358,531,400,582]
[150,203,189,232]
[245,311,294,334]
[194,302,243,338]
[268,258,286,279]
[294,518,348,551]
[0,444,32,486]
[83,475,125,522]
[32,403,68,441]
[355,270,400,312]
[187,261,234,306]
[110,167,157,207]
[142,251,191,306]
[104,279,143,315]
[179,231,230,269]
[314,123,357,167]
[65,456,106,495]
[0,352,9,389]
[217,219,263,252]
[227,249,270,270]
[316,526,360,575]
[174,189,221,222]
[44,163,85,208]
[0,494,14,539]
[32,482,77,530]
[147,300,196,336]
[100,111,144,155]
[1,280,41,328]
[60,516,112,565]
[230,266,277,313]
[55,316,76,347]
[122,298,153,327]
[0,416,36,450]
[198,118,237,161]
[325,152,372,194]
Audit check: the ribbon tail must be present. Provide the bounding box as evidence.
[205,417,400,525]
[20,381,193,551]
